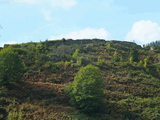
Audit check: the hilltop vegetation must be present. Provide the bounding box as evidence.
[1,39,160,120]
[145,40,160,47]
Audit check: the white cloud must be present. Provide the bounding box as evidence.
[0,41,17,47]
[12,0,77,8]
[125,20,160,44]
[41,9,52,21]
[50,27,111,40]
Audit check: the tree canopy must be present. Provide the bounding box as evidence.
[66,64,104,114]
[0,48,25,85]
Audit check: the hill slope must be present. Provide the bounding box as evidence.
[1,39,160,120]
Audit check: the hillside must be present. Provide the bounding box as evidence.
[1,39,160,120]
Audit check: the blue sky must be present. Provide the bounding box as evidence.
[0,0,160,47]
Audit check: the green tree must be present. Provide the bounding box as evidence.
[0,48,25,85]
[138,60,144,68]
[72,49,79,59]
[113,51,120,62]
[97,56,105,66]
[66,64,104,114]
[143,56,150,68]
[129,56,133,63]
[62,38,66,42]
[36,43,46,54]
[130,47,139,62]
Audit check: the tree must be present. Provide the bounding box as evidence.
[66,64,104,114]
[62,38,66,42]
[36,43,45,54]
[113,51,120,62]
[72,49,79,59]
[143,56,150,68]
[0,48,25,85]
[130,47,139,62]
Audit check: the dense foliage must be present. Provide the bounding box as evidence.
[1,39,160,120]
[144,40,160,51]
[145,40,160,46]
[66,64,104,114]
[0,48,25,85]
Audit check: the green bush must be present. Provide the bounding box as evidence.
[113,51,120,62]
[66,64,104,114]
[76,57,89,66]
[97,56,105,66]
[7,108,24,120]
[0,48,25,85]
[72,49,79,59]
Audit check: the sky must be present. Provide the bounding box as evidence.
[0,0,160,47]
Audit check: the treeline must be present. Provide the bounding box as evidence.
[145,40,160,46]
[143,40,160,51]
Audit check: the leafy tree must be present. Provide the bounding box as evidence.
[62,38,66,42]
[66,64,104,114]
[36,43,46,54]
[143,56,150,68]
[50,45,74,61]
[0,48,25,85]
[129,56,133,63]
[97,56,105,66]
[106,43,111,53]
[76,57,89,66]
[34,54,49,70]
[138,60,144,68]
[72,49,79,59]
[113,51,120,62]
[146,40,160,46]
[130,47,139,62]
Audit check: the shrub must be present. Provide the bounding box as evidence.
[76,57,90,66]
[0,48,25,85]
[113,51,120,62]
[66,64,104,114]
[72,49,79,59]
[97,56,105,66]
